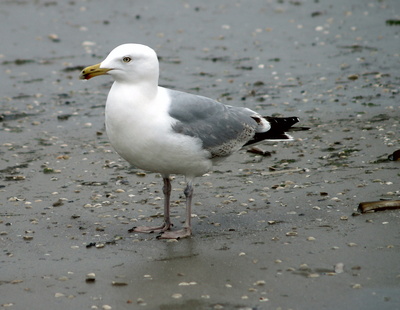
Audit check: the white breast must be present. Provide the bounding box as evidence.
[105,85,212,177]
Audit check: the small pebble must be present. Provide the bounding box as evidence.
[10,279,23,284]
[48,33,60,42]
[348,74,359,80]
[253,280,266,286]
[178,281,197,286]
[86,273,96,283]
[171,293,182,299]
[334,263,344,274]
[112,281,128,286]
[299,264,309,270]
[136,298,146,305]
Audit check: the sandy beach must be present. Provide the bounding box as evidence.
[1,1,399,309]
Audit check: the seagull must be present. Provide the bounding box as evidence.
[80,43,305,239]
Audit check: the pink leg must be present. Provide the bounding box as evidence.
[129,177,173,234]
[157,180,193,239]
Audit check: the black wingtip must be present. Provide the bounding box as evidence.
[265,116,299,128]
[244,116,307,146]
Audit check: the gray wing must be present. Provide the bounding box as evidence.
[167,89,258,158]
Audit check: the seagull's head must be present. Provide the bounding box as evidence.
[79,43,159,84]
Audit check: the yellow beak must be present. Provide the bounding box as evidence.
[79,63,111,80]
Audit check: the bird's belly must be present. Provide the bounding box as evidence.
[106,116,212,177]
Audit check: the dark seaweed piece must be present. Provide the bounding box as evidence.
[0,112,32,122]
[62,65,85,72]
[386,19,400,26]
[2,59,35,65]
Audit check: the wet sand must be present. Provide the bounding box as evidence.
[1,1,399,309]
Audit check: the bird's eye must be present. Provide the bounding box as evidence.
[122,56,132,63]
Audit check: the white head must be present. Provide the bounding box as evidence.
[80,43,159,85]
